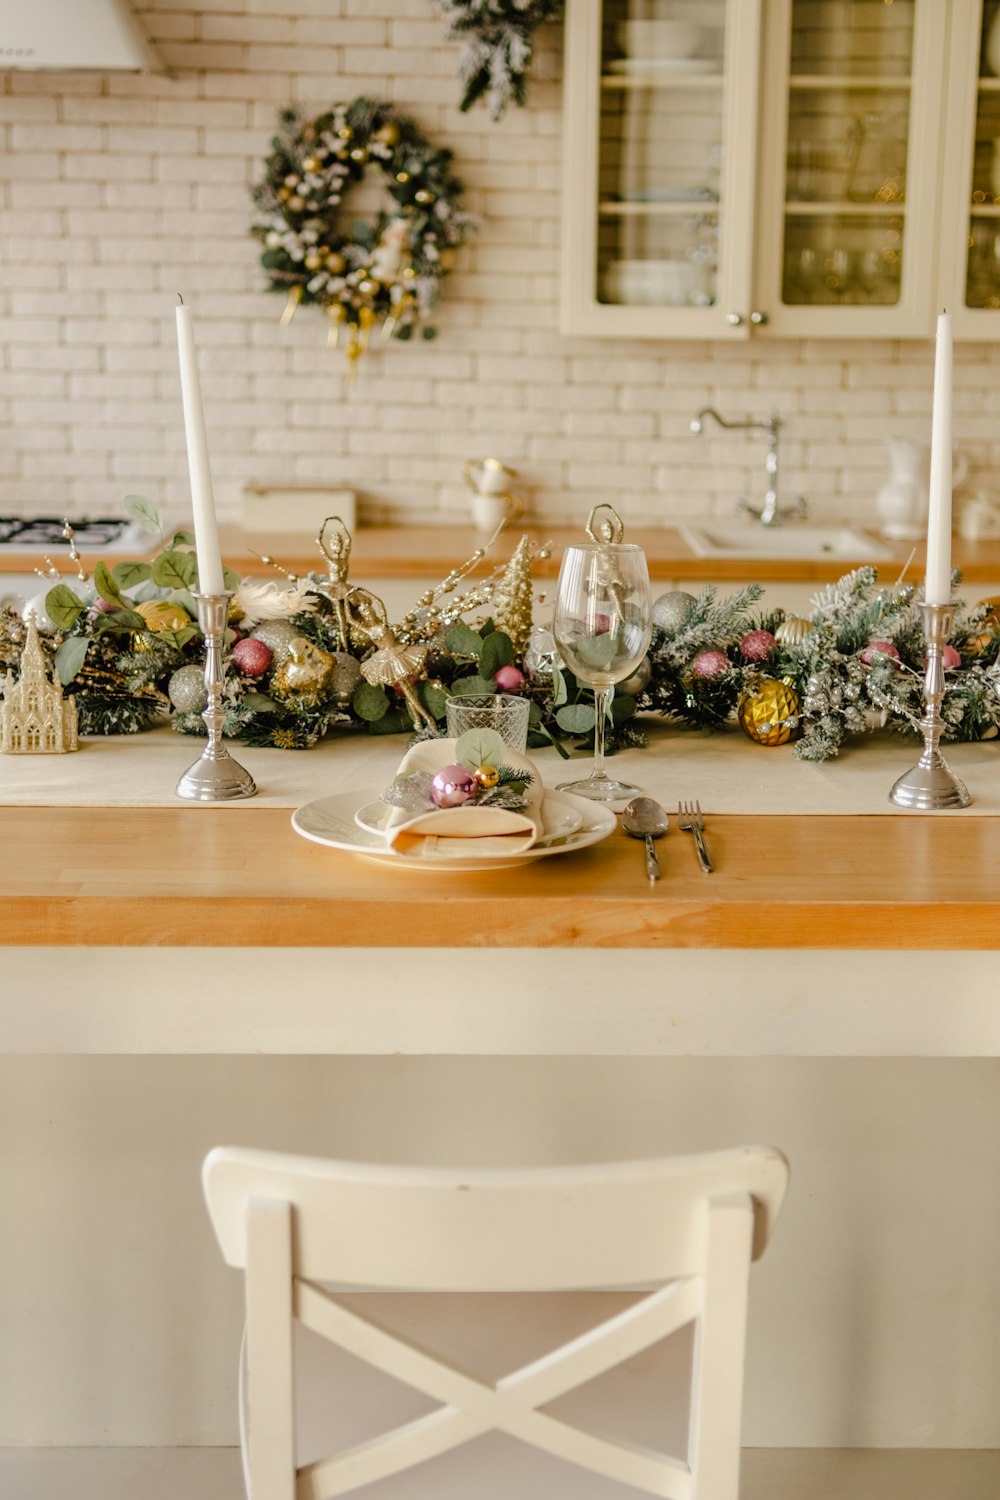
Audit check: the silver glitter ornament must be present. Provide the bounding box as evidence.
[652,590,695,634]
[328,651,361,707]
[168,664,208,714]
[250,618,303,666]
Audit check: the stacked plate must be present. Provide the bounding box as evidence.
[292,788,617,871]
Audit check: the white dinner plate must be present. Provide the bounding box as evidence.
[353,796,584,844]
[292,789,614,871]
[608,57,719,75]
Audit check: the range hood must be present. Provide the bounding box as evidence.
[0,0,163,72]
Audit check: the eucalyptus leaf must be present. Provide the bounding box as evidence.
[45,585,85,632]
[168,589,198,616]
[611,692,636,726]
[223,566,241,590]
[420,680,449,720]
[444,624,483,656]
[479,617,496,637]
[242,691,277,713]
[93,560,126,609]
[124,494,162,536]
[111,560,151,591]
[532,723,571,758]
[54,635,90,686]
[169,528,196,548]
[455,727,506,771]
[552,665,568,707]
[157,625,199,652]
[152,549,198,590]
[94,608,146,634]
[353,678,390,722]
[573,632,620,672]
[556,703,596,735]
[478,629,514,678]
[368,707,412,735]
[449,675,496,697]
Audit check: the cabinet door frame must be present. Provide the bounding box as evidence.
[559,0,762,340]
[752,0,949,339]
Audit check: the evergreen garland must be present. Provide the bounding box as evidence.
[436,0,563,118]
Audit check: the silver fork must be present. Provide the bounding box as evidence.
[677,800,714,874]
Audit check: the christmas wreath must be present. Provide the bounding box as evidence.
[251,98,475,365]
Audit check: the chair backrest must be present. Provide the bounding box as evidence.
[203,1145,789,1500]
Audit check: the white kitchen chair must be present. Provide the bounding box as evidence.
[203,1145,789,1500]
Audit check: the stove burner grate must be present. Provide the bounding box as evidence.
[0,516,133,549]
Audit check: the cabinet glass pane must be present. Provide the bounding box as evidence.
[780,0,915,309]
[964,6,1000,311]
[596,0,727,308]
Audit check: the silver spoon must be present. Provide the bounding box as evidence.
[622,797,669,884]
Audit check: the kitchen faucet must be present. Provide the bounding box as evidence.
[689,408,808,527]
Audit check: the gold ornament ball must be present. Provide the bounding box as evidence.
[338,126,353,140]
[402,265,417,280]
[325,252,346,273]
[775,616,814,646]
[473,764,499,789]
[395,170,410,184]
[287,195,305,212]
[304,252,323,271]
[738,678,802,747]
[414,189,434,205]
[358,278,378,296]
[302,156,321,173]
[375,122,400,146]
[349,147,368,163]
[283,173,299,188]
[277,186,291,201]
[136,599,191,633]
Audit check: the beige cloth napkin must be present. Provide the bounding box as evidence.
[384,738,544,858]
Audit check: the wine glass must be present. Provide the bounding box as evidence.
[553,542,653,802]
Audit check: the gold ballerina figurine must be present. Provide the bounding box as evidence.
[345,587,436,732]
[314,515,354,652]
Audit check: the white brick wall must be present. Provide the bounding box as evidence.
[1,0,999,532]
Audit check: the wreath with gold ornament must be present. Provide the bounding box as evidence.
[251,97,475,368]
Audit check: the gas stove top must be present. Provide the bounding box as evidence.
[0,516,149,553]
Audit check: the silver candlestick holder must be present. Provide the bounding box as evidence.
[176,592,257,802]
[888,601,970,810]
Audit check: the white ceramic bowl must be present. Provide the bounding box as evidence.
[617,19,707,60]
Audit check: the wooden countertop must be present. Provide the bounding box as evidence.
[5,525,1000,586]
[3,804,998,950]
[227,526,1000,585]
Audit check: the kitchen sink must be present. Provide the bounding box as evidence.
[680,523,894,562]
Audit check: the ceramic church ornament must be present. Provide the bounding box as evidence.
[1,614,78,754]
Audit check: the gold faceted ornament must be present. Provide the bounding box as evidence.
[271,637,335,706]
[775,616,814,646]
[738,677,802,747]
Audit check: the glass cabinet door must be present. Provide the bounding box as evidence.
[561,0,762,336]
[943,0,1000,334]
[755,0,947,337]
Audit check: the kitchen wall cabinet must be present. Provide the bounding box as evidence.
[561,0,995,340]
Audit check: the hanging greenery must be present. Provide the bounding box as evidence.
[435,0,563,118]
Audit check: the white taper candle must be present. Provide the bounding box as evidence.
[925,311,953,607]
[175,297,226,595]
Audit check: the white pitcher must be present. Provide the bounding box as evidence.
[875,438,968,539]
[876,438,927,538]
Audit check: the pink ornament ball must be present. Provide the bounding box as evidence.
[692,650,730,680]
[942,644,962,670]
[231,637,273,677]
[430,764,478,808]
[861,641,900,666]
[740,629,777,662]
[493,664,525,691]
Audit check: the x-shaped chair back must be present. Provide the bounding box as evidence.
[203,1146,789,1500]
